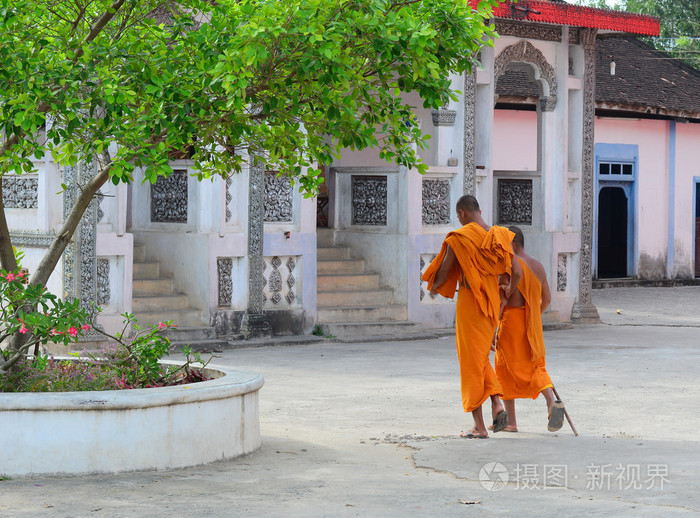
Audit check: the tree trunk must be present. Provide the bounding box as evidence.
[30,161,111,288]
[0,187,19,272]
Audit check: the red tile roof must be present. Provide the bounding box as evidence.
[471,0,660,36]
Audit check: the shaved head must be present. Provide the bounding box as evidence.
[456,195,480,214]
[509,225,524,249]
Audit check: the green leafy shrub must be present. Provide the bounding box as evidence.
[0,270,213,392]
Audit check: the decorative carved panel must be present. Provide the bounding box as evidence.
[10,231,54,246]
[217,257,233,307]
[63,162,101,336]
[573,28,599,320]
[262,255,300,309]
[225,176,233,222]
[557,254,567,292]
[495,20,562,42]
[96,258,111,306]
[264,172,293,222]
[569,28,580,45]
[151,170,188,223]
[498,179,533,225]
[419,254,456,305]
[96,192,105,222]
[463,69,477,196]
[247,161,266,314]
[431,109,457,126]
[351,175,387,226]
[494,40,558,112]
[422,179,451,225]
[2,177,38,208]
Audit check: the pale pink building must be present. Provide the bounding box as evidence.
[494,36,700,284]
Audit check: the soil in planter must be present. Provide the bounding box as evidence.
[0,349,212,393]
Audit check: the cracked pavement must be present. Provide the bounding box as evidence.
[1,286,699,517]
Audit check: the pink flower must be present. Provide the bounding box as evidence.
[68,327,78,337]
[50,328,61,336]
[4,272,15,281]
[17,271,25,278]
[19,324,28,334]
[158,322,167,330]
[81,324,90,331]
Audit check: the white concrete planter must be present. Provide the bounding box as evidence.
[0,361,264,477]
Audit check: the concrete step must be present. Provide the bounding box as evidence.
[318,321,420,338]
[171,338,229,352]
[317,259,365,275]
[592,277,700,289]
[159,326,217,343]
[542,310,561,323]
[132,309,204,328]
[317,228,336,247]
[318,305,407,323]
[133,278,175,296]
[133,261,160,279]
[133,244,146,262]
[132,294,190,312]
[317,273,379,291]
[317,289,393,307]
[317,247,351,261]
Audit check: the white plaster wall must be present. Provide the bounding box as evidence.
[96,232,133,333]
[6,157,63,297]
[408,233,458,327]
[0,364,263,476]
[209,233,248,311]
[595,117,670,278]
[333,167,408,303]
[19,248,62,297]
[130,163,215,321]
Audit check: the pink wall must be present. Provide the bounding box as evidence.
[595,117,670,278]
[674,123,700,277]
[493,109,538,171]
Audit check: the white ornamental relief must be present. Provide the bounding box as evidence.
[422,179,451,225]
[351,175,387,226]
[151,170,188,223]
[419,254,456,305]
[264,172,293,222]
[2,177,38,209]
[262,255,301,309]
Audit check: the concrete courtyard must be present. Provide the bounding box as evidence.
[2,286,700,517]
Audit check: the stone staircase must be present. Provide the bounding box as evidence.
[316,230,417,337]
[132,243,224,349]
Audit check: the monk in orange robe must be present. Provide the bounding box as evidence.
[493,226,565,432]
[422,195,522,438]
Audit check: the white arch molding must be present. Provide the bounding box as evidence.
[494,40,558,112]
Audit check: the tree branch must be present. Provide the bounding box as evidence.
[0,184,19,272]
[30,156,112,287]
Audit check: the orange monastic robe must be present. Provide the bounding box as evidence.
[495,257,553,400]
[422,223,515,413]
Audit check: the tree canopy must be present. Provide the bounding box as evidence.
[577,0,700,69]
[0,0,499,285]
[623,0,700,69]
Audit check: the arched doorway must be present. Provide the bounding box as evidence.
[597,186,629,278]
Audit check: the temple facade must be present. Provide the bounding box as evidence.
[5,2,664,338]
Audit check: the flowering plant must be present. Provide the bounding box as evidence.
[0,269,213,392]
[0,268,91,376]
